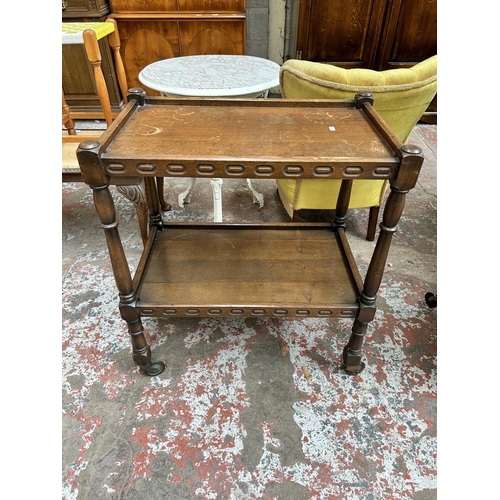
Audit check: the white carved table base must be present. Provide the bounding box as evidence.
[178,178,265,222]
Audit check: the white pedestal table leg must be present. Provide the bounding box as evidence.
[210,178,224,222]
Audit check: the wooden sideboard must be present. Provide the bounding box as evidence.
[108,0,246,96]
[63,0,246,116]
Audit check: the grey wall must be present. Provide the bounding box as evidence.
[246,0,270,59]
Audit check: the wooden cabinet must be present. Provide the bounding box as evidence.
[295,0,437,119]
[62,0,124,118]
[62,0,111,19]
[62,0,246,115]
[109,0,245,13]
[374,0,437,70]
[296,0,387,68]
[109,0,246,96]
[296,0,436,69]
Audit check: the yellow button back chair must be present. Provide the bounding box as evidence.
[278,55,437,240]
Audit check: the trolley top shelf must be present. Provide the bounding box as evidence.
[89,93,402,181]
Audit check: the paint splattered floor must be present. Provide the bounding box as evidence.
[62,124,437,499]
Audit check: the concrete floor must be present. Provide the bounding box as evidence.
[62,122,437,499]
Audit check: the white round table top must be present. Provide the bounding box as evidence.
[138,55,281,97]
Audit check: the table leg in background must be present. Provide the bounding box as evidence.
[178,178,197,207]
[211,178,223,222]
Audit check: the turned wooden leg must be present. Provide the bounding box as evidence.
[105,18,128,105]
[78,140,166,376]
[342,186,408,375]
[342,294,374,374]
[91,183,165,375]
[119,301,165,376]
[62,89,77,135]
[366,205,380,241]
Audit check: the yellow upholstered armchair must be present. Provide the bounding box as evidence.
[278,55,437,240]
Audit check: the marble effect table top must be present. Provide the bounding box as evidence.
[139,55,281,97]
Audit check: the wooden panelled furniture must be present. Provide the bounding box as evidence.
[294,0,437,121]
[62,0,246,114]
[62,18,128,126]
[108,0,247,95]
[62,0,124,119]
[75,89,424,377]
[62,18,168,244]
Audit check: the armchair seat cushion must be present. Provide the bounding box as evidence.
[277,178,388,219]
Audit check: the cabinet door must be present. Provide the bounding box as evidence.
[179,20,246,57]
[375,0,437,70]
[374,0,437,121]
[115,19,179,93]
[116,18,246,95]
[62,20,123,115]
[109,0,245,13]
[295,0,387,67]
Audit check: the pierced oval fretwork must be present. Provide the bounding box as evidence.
[254,165,274,176]
[137,163,156,174]
[273,309,288,316]
[314,166,334,177]
[106,163,126,173]
[207,309,223,316]
[296,309,311,316]
[343,166,363,176]
[318,310,333,316]
[284,165,304,176]
[162,309,178,316]
[251,309,266,316]
[230,309,245,315]
[225,164,245,175]
[166,163,186,174]
[196,164,216,175]
[373,166,393,177]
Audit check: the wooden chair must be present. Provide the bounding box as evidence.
[62,18,170,243]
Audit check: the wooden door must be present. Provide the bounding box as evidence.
[375,0,437,120]
[295,0,387,68]
[375,0,437,70]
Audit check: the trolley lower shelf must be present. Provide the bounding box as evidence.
[134,223,362,319]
